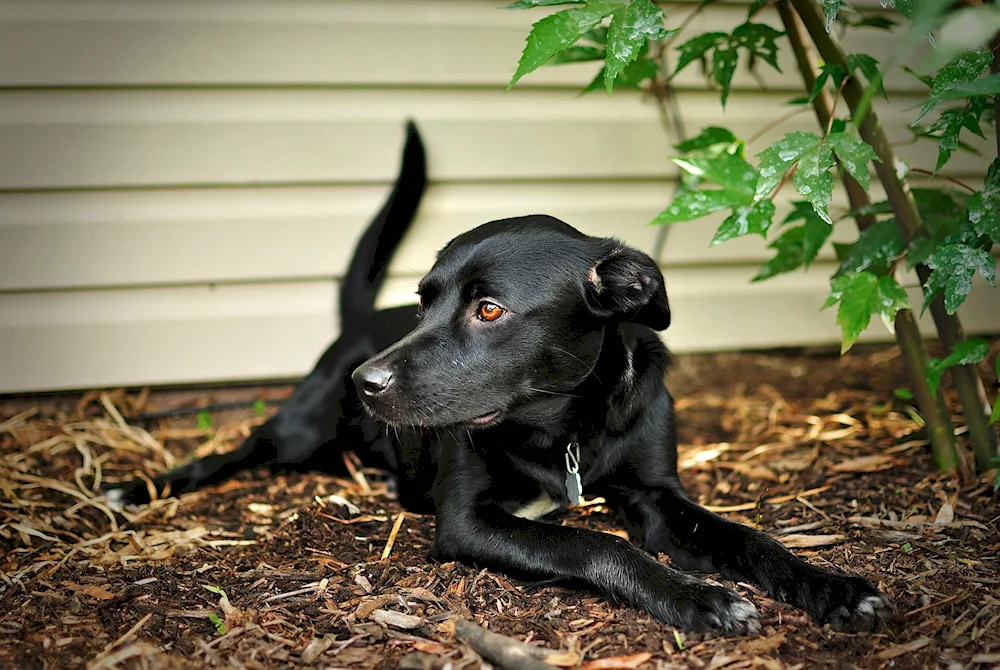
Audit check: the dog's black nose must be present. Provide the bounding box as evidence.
[354,364,394,397]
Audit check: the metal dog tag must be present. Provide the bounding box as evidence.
[565,442,583,506]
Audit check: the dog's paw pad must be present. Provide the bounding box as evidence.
[828,593,892,633]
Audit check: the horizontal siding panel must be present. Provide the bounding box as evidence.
[0,182,668,291]
[0,1,925,93]
[3,267,998,393]
[0,89,987,191]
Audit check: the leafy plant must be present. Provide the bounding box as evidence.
[504,0,1000,472]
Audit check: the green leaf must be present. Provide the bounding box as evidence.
[207,612,227,636]
[712,45,739,108]
[824,272,910,353]
[547,45,606,64]
[731,22,784,72]
[505,0,586,8]
[673,152,758,195]
[652,188,751,225]
[673,32,726,77]
[746,0,771,18]
[754,131,823,201]
[197,409,213,430]
[853,15,897,31]
[509,2,622,90]
[933,72,1000,101]
[794,141,836,224]
[808,64,844,103]
[834,218,905,277]
[675,126,739,154]
[906,187,972,267]
[583,56,657,92]
[753,202,833,281]
[711,200,776,245]
[925,338,990,396]
[930,108,971,174]
[967,158,1000,244]
[826,131,879,192]
[604,0,667,93]
[911,50,994,126]
[823,0,841,31]
[253,398,267,417]
[923,243,997,314]
[846,54,888,100]
[203,585,227,597]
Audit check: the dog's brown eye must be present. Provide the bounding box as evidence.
[477,302,504,322]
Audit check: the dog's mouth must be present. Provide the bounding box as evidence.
[467,410,502,427]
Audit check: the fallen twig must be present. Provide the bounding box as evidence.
[452,617,554,670]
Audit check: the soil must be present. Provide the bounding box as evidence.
[1,340,998,670]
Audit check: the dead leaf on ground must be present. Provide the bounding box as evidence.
[832,454,894,473]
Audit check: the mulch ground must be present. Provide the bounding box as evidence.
[1,341,999,670]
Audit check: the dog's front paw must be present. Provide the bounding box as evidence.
[798,569,892,632]
[102,480,152,511]
[652,579,761,637]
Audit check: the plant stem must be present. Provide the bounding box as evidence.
[778,0,959,471]
[789,0,998,471]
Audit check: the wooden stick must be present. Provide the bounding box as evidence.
[381,512,406,561]
[453,618,552,670]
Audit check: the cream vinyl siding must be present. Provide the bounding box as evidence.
[0,0,996,393]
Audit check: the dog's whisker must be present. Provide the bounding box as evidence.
[551,346,602,384]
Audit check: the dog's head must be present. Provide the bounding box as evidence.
[352,215,669,429]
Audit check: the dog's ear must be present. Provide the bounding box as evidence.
[585,243,670,330]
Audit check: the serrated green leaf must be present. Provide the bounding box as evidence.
[712,45,739,108]
[826,131,879,192]
[846,53,888,100]
[651,188,751,225]
[925,338,989,396]
[932,110,964,174]
[711,200,776,245]
[604,0,667,93]
[673,152,758,195]
[731,22,784,72]
[808,64,844,103]
[912,50,993,126]
[923,243,997,314]
[754,131,824,201]
[835,218,905,277]
[794,141,836,224]
[509,2,622,90]
[823,0,841,31]
[207,612,226,636]
[673,32,726,77]
[548,45,606,64]
[753,202,832,281]
[967,158,1000,244]
[907,187,974,267]
[934,73,1000,101]
[675,126,739,153]
[505,0,586,8]
[825,272,910,353]
[583,56,657,92]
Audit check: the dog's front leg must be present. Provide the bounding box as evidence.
[430,492,760,636]
[628,483,891,632]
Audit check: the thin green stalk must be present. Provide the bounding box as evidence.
[778,0,958,471]
[790,0,998,471]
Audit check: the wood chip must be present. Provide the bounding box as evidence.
[874,637,931,660]
[580,652,653,669]
[780,533,846,548]
[371,609,424,630]
[933,503,955,526]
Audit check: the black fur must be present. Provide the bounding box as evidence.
[107,122,891,636]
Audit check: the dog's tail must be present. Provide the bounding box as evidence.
[339,120,426,324]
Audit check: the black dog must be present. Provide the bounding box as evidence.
[107,123,890,635]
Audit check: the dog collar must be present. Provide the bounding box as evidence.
[564,441,583,506]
